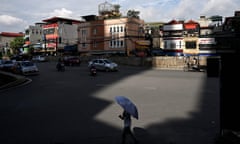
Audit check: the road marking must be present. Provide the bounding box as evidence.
[143,86,157,90]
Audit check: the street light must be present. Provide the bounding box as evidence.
[43,30,47,55]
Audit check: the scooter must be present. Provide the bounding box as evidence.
[56,62,65,72]
[90,66,97,76]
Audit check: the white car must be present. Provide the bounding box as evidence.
[32,55,47,62]
[12,61,39,75]
[88,58,118,72]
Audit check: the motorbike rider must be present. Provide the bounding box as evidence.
[56,57,65,71]
[90,64,97,76]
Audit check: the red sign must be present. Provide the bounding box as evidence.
[43,23,58,28]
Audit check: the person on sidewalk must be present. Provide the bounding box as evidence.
[119,110,138,144]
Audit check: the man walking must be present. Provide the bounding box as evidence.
[119,110,138,144]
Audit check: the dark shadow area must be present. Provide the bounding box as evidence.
[0,60,221,144]
[143,75,220,144]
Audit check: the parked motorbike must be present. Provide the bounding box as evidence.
[90,66,97,76]
[56,62,65,72]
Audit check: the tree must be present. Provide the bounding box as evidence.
[10,37,24,55]
[127,10,140,19]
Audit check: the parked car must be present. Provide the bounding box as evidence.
[12,61,39,75]
[88,58,118,72]
[1,60,15,72]
[32,55,47,62]
[63,56,81,66]
[135,51,147,57]
[0,60,3,69]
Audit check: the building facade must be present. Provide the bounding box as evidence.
[183,20,200,56]
[163,20,185,56]
[0,32,24,56]
[42,16,82,56]
[78,16,145,56]
[23,23,45,54]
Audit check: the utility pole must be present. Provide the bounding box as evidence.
[55,37,58,56]
[43,31,47,56]
[124,26,128,56]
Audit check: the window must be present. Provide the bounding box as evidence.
[120,40,124,47]
[117,41,119,47]
[93,28,97,35]
[170,42,176,49]
[93,41,97,48]
[185,41,197,49]
[164,41,167,49]
[82,42,86,48]
[44,28,55,34]
[110,40,124,48]
[199,44,215,49]
[109,41,112,47]
[82,29,87,36]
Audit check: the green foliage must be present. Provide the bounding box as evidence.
[10,37,24,54]
[127,10,140,19]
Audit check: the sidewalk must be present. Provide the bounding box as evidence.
[0,70,31,91]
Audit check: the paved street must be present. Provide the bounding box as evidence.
[0,62,220,144]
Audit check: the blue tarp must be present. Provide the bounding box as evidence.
[64,45,77,52]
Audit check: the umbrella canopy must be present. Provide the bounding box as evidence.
[115,96,139,119]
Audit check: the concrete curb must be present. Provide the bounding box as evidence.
[0,71,32,91]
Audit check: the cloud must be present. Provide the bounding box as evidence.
[167,0,201,20]
[49,8,73,17]
[0,0,238,32]
[141,0,178,8]
[201,0,239,17]
[0,15,26,26]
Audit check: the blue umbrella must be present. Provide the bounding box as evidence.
[115,96,139,119]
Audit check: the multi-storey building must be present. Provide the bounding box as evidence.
[23,23,45,54]
[0,32,24,56]
[78,2,145,56]
[183,20,200,56]
[163,20,184,56]
[144,22,165,49]
[42,16,82,56]
[162,17,222,57]
[213,11,240,133]
[78,15,144,56]
[214,11,240,54]
[197,15,222,56]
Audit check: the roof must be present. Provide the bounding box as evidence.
[42,16,82,23]
[0,32,24,37]
[167,20,182,24]
[81,15,98,21]
[185,20,198,24]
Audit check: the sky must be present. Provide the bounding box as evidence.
[0,0,239,33]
